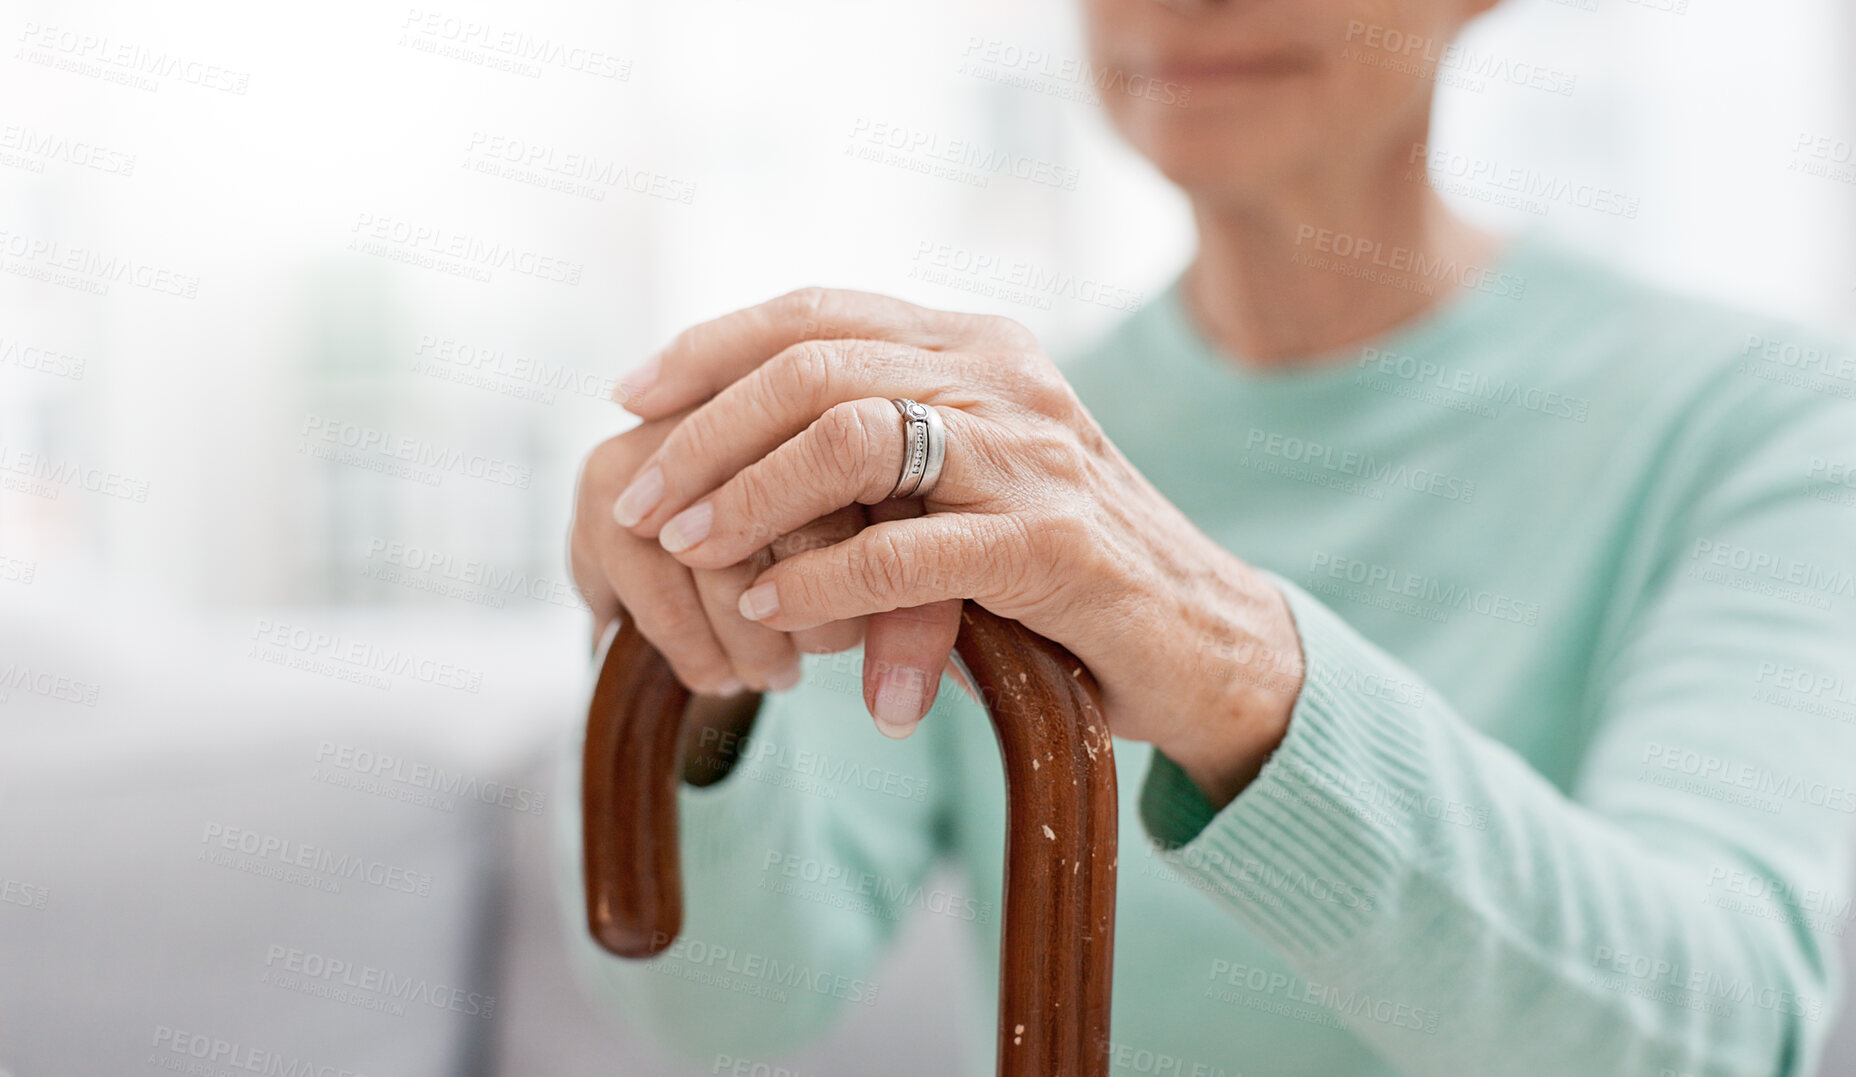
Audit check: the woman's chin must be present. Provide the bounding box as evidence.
[1129,130,1307,201]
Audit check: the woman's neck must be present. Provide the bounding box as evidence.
[1184,177,1500,368]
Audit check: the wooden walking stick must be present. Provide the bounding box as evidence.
[582,601,1118,1077]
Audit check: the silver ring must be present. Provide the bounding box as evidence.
[888,398,946,500]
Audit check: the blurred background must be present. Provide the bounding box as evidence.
[2,0,1853,1073]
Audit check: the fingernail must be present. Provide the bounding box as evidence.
[615,354,661,408]
[767,663,803,692]
[612,466,663,527]
[873,667,925,738]
[738,582,780,621]
[715,677,745,697]
[659,501,713,553]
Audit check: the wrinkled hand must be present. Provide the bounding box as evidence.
[570,402,969,739]
[600,288,1306,804]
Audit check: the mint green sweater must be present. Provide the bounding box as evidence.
[558,234,1856,1076]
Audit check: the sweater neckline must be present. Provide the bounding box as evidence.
[1150,230,1546,398]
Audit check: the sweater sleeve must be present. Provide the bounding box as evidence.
[1140,390,1856,1076]
[552,651,955,1064]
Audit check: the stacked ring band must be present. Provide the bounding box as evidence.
[889,398,946,500]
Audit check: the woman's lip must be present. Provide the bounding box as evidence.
[1143,54,1314,81]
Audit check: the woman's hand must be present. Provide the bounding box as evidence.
[607,288,1307,806]
[572,408,864,697]
[570,404,972,733]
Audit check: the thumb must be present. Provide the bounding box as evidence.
[861,600,962,739]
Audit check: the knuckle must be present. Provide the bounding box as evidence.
[783,569,830,620]
[727,476,780,549]
[763,341,834,413]
[850,530,914,601]
[582,433,642,498]
[740,649,795,686]
[760,345,827,412]
[1005,513,1077,608]
[644,611,729,685]
[781,286,831,336]
[810,402,874,489]
[772,521,841,561]
[1026,370,1078,418]
[794,620,861,655]
[1028,428,1081,472]
[664,412,720,475]
[661,324,693,359]
[667,656,734,694]
[619,569,687,626]
[980,313,1037,350]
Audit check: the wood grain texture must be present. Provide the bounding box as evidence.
[583,602,1117,1077]
[581,615,689,958]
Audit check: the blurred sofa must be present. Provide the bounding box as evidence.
[0,597,1850,1076]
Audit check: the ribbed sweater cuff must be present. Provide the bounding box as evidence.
[1140,573,1429,961]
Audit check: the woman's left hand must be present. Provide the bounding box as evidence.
[610,288,1306,805]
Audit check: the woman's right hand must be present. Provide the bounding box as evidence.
[570,407,866,697]
[572,405,970,734]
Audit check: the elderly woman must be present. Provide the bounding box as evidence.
[562,0,1856,1074]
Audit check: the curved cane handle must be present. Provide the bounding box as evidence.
[582,602,1117,1077]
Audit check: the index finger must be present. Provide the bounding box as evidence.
[616,287,973,418]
